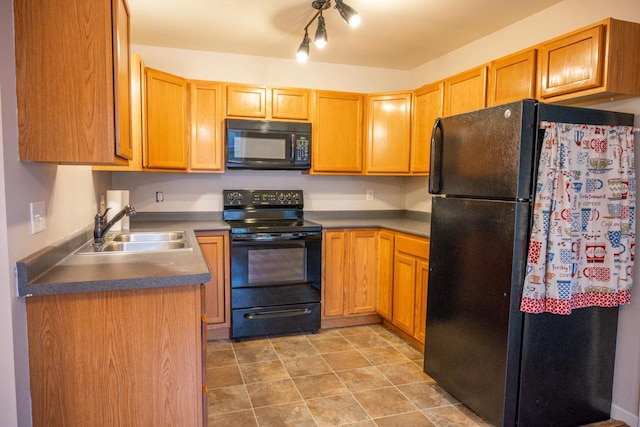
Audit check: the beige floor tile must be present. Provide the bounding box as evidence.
[359,346,411,365]
[246,378,302,408]
[309,336,356,354]
[397,382,457,410]
[235,345,279,365]
[423,403,482,426]
[307,328,342,339]
[343,332,391,349]
[305,393,370,426]
[376,361,429,385]
[395,342,424,361]
[272,339,319,360]
[283,354,332,377]
[253,401,317,427]
[292,372,350,399]
[207,384,252,415]
[207,339,233,351]
[321,350,371,372]
[353,386,418,419]
[374,410,436,427]
[207,364,243,389]
[207,349,237,368]
[335,366,393,392]
[207,409,257,426]
[240,360,289,384]
[337,325,375,336]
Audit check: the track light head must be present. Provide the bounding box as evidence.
[335,0,360,27]
[314,13,328,48]
[297,31,310,62]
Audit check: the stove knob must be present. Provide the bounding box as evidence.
[277,193,286,203]
[292,193,300,203]
[285,193,292,203]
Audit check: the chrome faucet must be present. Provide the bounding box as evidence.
[93,205,136,245]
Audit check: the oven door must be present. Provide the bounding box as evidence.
[229,232,321,338]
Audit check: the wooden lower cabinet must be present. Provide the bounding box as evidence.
[196,231,231,340]
[26,285,205,426]
[322,229,381,328]
[391,234,430,346]
[376,229,395,321]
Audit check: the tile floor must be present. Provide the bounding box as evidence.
[206,323,492,426]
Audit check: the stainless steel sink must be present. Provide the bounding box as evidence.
[76,231,192,254]
[111,231,185,242]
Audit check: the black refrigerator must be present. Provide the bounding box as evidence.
[423,99,634,426]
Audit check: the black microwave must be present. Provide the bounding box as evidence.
[225,119,311,170]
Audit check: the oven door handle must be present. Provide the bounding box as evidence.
[232,233,320,242]
[244,308,312,319]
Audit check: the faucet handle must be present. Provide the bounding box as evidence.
[96,207,111,220]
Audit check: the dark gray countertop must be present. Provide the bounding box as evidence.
[16,210,430,297]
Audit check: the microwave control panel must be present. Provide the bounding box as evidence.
[295,138,310,162]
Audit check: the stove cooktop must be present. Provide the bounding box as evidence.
[226,218,322,235]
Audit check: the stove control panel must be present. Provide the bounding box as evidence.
[224,190,304,207]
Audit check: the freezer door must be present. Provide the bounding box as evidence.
[424,196,530,427]
[429,99,537,200]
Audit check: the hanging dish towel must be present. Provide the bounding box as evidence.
[521,122,635,315]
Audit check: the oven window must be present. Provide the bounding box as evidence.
[248,247,306,284]
[233,136,286,160]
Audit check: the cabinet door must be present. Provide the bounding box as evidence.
[347,230,378,315]
[189,81,224,171]
[144,68,188,169]
[366,92,412,174]
[322,230,347,317]
[414,257,429,344]
[197,234,228,326]
[538,25,604,99]
[113,0,133,160]
[272,88,309,120]
[226,84,267,118]
[376,230,395,321]
[14,0,130,164]
[444,66,487,116]
[392,252,417,335]
[411,82,443,174]
[312,91,364,174]
[488,49,537,107]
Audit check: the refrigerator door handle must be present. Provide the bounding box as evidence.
[429,118,443,194]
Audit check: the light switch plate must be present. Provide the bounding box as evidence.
[30,201,46,234]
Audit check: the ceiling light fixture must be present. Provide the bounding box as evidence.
[296,0,360,62]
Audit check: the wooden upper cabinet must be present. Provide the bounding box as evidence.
[311,90,364,174]
[365,92,412,174]
[444,65,487,116]
[189,81,224,172]
[412,82,443,175]
[488,49,537,107]
[14,0,132,164]
[272,88,310,120]
[226,84,267,118]
[144,67,188,170]
[538,19,640,104]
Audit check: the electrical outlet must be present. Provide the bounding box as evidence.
[156,191,164,203]
[366,189,374,201]
[30,201,46,234]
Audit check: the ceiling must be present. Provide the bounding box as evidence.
[128,0,563,71]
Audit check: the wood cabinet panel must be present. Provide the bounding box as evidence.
[393,252,417,334]
[189,81,224,171]
[312,91,364,174]
[444,66,487,116]
[376,230,395,321]
[14,0,131,164]
[365,92,412,174]
[412,82,443,174]
[144,68,188,169]
[272,88,310,120]
[27,286,203,426]
[322,230,347,318]
[197,233,229,336]
[414,257,429,343]
[347,230,378,315]
[488,49,537,107]
[226,84,267,118]
[539,25,603,98]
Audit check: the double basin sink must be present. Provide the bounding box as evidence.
[77,231,192,254]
